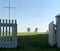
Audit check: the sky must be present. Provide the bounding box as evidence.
[0,0,60,32]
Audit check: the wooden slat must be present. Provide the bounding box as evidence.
[12,20,13,42]
[13,20,17,42]
[0,23,15,26]
[9,19,10,42]
[6,19,7,42]
[15,24,17,42]
[3,19,4,42]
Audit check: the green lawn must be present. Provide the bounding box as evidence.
[0,32,60,51]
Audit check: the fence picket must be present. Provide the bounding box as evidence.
[3,19,4,42]
[9,19,10,42]
[6,19,7,42]
[12,20,14,42]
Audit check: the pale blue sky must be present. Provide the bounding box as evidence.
[0,0,60,32]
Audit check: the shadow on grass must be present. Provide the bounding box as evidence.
[0,33,60,51]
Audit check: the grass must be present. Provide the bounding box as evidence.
[0,32,60,51]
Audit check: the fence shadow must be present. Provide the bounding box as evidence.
[0,33,58,51]
[18,33,52,48]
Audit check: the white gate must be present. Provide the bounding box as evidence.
[48,21,56,46]
[0,19,17,48]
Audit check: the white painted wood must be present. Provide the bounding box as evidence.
[9,19,10,42]
[6,19,7,42]
[12,20,13,42]
[3,19,4,42]
[48,21,56,46]
[0,19,17,48]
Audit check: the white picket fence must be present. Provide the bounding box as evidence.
[0,19,17,48]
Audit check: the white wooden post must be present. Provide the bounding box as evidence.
[56,15,60,48]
